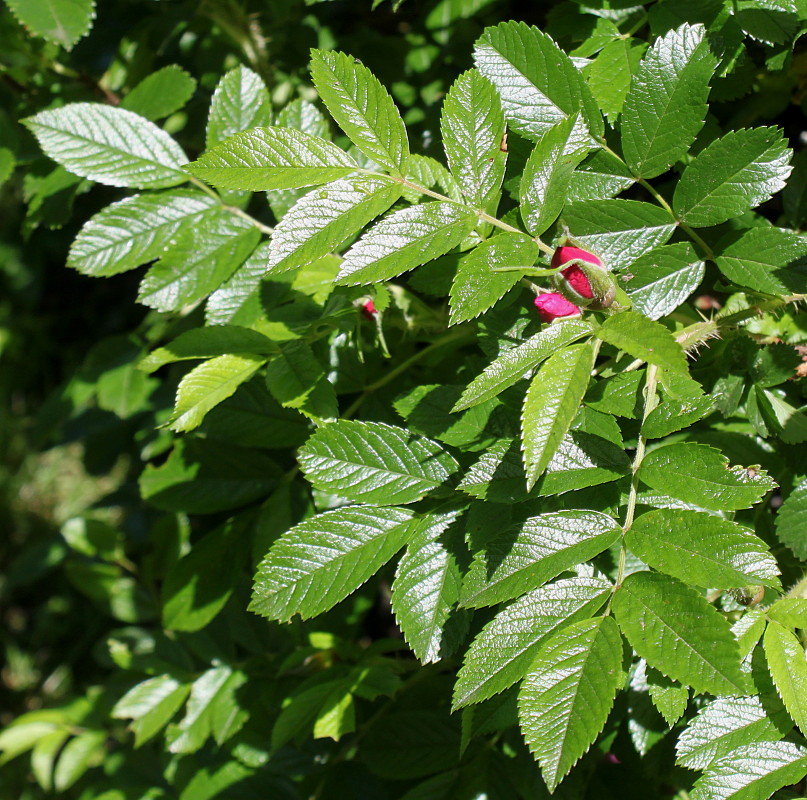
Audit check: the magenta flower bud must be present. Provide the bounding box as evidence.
[534,292,581,323]
[361,299,378,319]
[550,245,615,310]
[551,245,604,272]
[559,264,594,300]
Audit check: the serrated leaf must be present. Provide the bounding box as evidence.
[764,621,807,737]
[522,342,596,490]
[206,242,274,326]
[168,354,266,433]
[249,505,414,621]
[453,576,611,708]
[460,510,620,608]
[643,395,714,438]
[265,340,337,422]
[67,190,219,277]
[519,115,590,236]
[441,69,506,211]
[406,153,463,202]
[518,617,624,792]
[391,508,468,664]
[474,21,603,144]
[5,0,94,49]
[690,741,807,800]
[310,49,408,174]
[673,128,792,227]
[621,24,716,179]
[206,66,272,149]
[561,199,676,269]
[626,509,780,590]
[735,0,800,45]
[266,175,401,274]
[112,675,191,747]
[646,665,688,727]
[585,370,644,419]
[596,310,687,375]
[24,103,188,189]
[638,442,776,511]
[676,695,791,770]
[624,243,705,320]
[449,233,538,324]
[121,66,197,121]
[568,148,635,202]
[767,598,807,629]
[586,37,646,124]
[714,227,807,296]
[188,126,357,191]
[298,420,458,505]
[613,571,749,696]
[336,201,477,286]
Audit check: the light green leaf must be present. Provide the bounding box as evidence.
[596,311,688,374]
[112,675,191,747]
[206,242,275,327]
[53,730,105,791]
[310,49,408,174]
[474,21,603,144]
[298,420,458,505]
[121,65,197,121]
[313,686,355,741]
[453,576,611,708]
[676,695,791,770]
[621,23,716,179]
[206,65,272,149]
[265,340,337,422]
[561,199,676,269]
[5,0,94,49]
[520,115,590,236]
[449,233,538,324]
[586,37,646,124]
[277,98,330,140]
[613,571,750,696]
[638,442,776,511]
[336,201,477,286]
[625,243,705,320]
[518,617,624,792]
[455,319,594,411]
[673,128,792,227]
[30,730,69,792]
[568,148,635,202]
[187,126,357,191]
[441,69,506,211]
[168,354,266,433]
[0,718,61,763]
[267,175,401,274]
[522,342,596,490]
[405,153,463,202]
[24,103,188,189]
[460,510,620,608]
[138,211,260,311]
[643,395,714,439]
[67,190,219,277]
[646,665,689,727]
[391,508,468,664]
[249,505,414,621]
[690,741,807,800]
[764,620,807,737]
[767,598,807,629]
[627,508,780,590]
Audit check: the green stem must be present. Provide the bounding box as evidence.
[188,175,274,235]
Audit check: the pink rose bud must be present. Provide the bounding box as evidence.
[560,264,594,300]
[534,292,581,323]
[551,245,604,271]
[361,299,377,319]
[550,245,615,310]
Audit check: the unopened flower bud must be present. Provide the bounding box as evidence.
[534,292,581,323]
[550,245,616,310]
[361,299,377,319]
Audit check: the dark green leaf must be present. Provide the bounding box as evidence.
[121,66,197,121]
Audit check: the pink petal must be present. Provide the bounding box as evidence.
[534,293,581,322]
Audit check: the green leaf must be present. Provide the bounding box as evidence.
[673,128,792,227]
[187,127,357,191]
[560,200,676,269]
[714,227,807,295]
[519,115,590,236]
[767,598,807,629]
[206,243,275,327]
[460,510,621,608]
[249,505,414,621]
[643,395,714,438]
[621,24,716,179]
[121,65,197,121]
[391,508,468,664]
[276,98,330,140]
[624,243,705,320]
[206,65,272,149]
[646,665,689,727]
[586,37,646,124]
[267,175,401,274]
[5,0,94,49]
[596,311,688,374]
[453,576,611,708]
[568,148,635,203]
[676,695,791,770]
[53,730,105,791]
[67,190,219,277]
[441,69,506,211]
[265,340,337,422]
[24,103,188,189]
[474,21,603,144]
[30,730,69,792]
[449,233,538,324]
[585,370,644,419]
[522,343,596,490]
[637,442,776,511]
[310,49,408,174]
[690,741,807,800]
[336,201,477,286]
[764,621,807,737]
[298,420,458,505]
[518,617,624,792]
[138,211,260,311]
[735,0,800,45]
[112,675,191,747]
[613,571,749,696]
[626,509,780,590]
